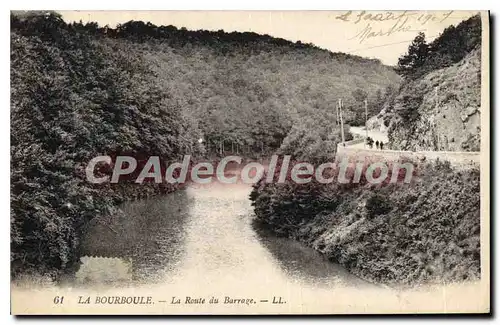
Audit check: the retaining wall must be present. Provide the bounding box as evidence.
[337,145,480,169]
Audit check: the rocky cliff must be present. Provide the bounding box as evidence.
[384,47,481,152]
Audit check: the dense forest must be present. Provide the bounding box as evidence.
[97,21,399,156]
[11,13,205,278]
[10,11,400,278]
[251,14,482,285]
[395,14,481,80]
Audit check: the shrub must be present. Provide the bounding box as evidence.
[365,194,391,218]
[251,159,480,285]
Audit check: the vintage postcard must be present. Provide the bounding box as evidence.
[10,10,490,315]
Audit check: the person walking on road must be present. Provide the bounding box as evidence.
[366,137,374,149]
[380,141,384,150]
[375,140,379,150]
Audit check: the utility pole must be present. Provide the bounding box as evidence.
[335,101,340,126]
[364,99,368,148]
[435,86,439,109]
[339,98,345,146]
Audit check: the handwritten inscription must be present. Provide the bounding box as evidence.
[335,10,454,43]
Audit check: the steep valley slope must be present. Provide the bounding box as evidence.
[388,47,481,151]
[368,14,482,152]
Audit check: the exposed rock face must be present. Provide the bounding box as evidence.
[387,47,481,152]
[366,112,390,133]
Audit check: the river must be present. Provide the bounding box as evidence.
[77,180,373,291]
[13,179,485,314]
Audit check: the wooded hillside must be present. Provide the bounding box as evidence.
[10,12,400,278]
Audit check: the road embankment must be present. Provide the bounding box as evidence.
[250,159,481,286]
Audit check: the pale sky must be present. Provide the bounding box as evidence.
[59,10,480,65]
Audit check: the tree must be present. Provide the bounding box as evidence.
[396,32,430,79]
[352,88,368,102]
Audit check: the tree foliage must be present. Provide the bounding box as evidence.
[396,14,481,80]
[11,13,201,277]
[10,11,401,278]
[396,32,430,79]
[251,159,480,285]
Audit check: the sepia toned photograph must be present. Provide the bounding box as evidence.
[10,10,490,315]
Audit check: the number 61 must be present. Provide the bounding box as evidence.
[53,296,64,304]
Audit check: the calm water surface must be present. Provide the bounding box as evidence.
[79,181,374,290]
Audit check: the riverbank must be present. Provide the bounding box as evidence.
[11,180,488,314]
[251,159,481,286]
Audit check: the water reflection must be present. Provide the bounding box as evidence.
[79,183,372,290]
[252,220,373,288]
[80,190,190,282]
